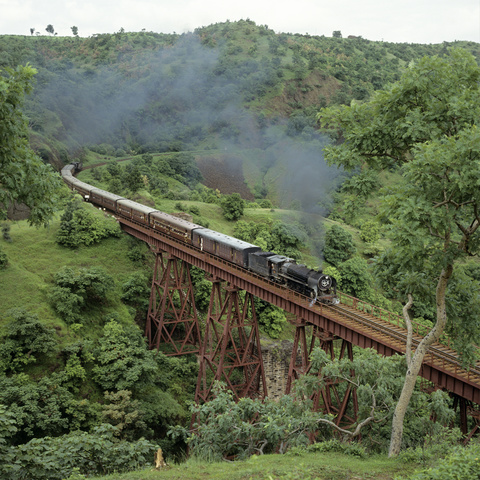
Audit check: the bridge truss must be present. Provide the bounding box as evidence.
[119,217,480,437]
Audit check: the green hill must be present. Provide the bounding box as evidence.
[1,20,480,480]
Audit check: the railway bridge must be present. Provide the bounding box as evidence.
[117,214,480,438]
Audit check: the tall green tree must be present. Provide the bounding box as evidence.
[318,48,480,456]
[0,65,62,226]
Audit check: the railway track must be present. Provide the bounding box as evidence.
[325,301,480,384]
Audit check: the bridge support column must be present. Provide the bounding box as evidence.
[145,248,201,355]
[196,277,267,403]
[287,319,358,428]
[451,395,480,442]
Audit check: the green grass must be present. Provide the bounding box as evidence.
[0,206,148,339]
[89,451,418,480]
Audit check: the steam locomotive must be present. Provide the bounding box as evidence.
[61,162,338,304]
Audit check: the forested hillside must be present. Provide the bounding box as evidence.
[1,20,480,479]
[1,21,478,209]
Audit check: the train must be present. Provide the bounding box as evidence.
[61,162,338,304]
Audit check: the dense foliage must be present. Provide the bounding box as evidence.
[49,266,115,324]
[56,198,122,248]
[2,21,480,478]
[319,47,480,456]
[172,348,455,462]
[0,65,62,226]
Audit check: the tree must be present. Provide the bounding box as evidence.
[92,321,157,392]
[56,197,121,248]
[49,267,115,324]
[220,193,244,221]
[0,65,62,226]
[303,348,454,453]
[122,164,143,194]
[324,225,356,266]
[0,309,57,374]
[101,390,147,440]
[71,26,78,36]
[339,256,373,300]
[45,24,55,35]
[318,48,480,456]
[121,272,150,312]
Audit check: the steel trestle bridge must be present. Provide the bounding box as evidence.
[114,213,480,437]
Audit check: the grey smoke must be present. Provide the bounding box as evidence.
[31,32,341,225]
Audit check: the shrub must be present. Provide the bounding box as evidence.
[338,256,373,300]
[1,223,11,242]
[121,272,150,310]
[92,321,157,391]
[324,225,356,266]
[0,248,7,270]
[258,304,287,338]
[405,444,480,480]
[360,220,380,243]
[56,198,121,248]
[49,267,115,324]
[259,199,273,208]
[0,309,57,374]
[8,424,156,479]
[170,384,316,461]
[220,193,245,221]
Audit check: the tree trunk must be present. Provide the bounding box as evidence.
[388,340,430,456]
[388,264,453,457]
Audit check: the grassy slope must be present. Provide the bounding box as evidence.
[0,202,148,340]
[89,451,418,480]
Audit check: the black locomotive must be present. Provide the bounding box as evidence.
[61,163,338,304]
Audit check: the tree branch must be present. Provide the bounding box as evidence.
[403,294,414,366]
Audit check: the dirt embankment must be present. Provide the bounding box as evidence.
[196,155,254,200]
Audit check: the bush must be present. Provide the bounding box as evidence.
[170,384,317,462]
[92,321,157,391]
[49,267,115,324]
[1,223,11,242]
[220,193,244,221]
[304,439,367,458]
[324,225,356,266]
[0,247,7,270]
[121,272,150,310]
[338,256,373,300]
[258,304,287,338]
[56,198,121,248]
[6,424,156,480]
[0,309,57,374]
[0,373,83,443]
[405,444,480,480]
[360,220,380,243]
[189,205,200,216]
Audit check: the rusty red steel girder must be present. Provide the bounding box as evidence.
[196,278,267,402]
[146,249,201,356]
[119,217,480,406]
[144,244,266,403]
[287,322,359,428]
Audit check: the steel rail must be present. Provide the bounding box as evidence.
[325,302,480,390]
